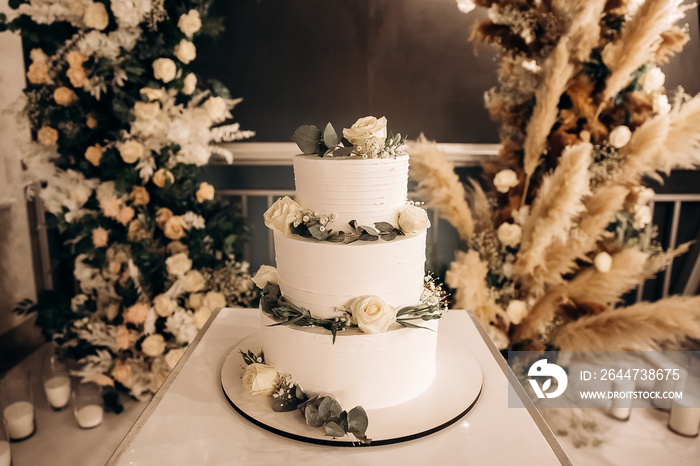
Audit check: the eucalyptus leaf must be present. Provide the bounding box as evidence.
[323,122,339,148]
[304,404,324,428]
[308,224,329,241]
[324,420,347,438]
[327,232,345,243]
[374,222,394,233]
[331,146,354,157]
[347,406,369,437]
[358,233,379,241]
[293,125,322,154]
[358,225,378,235]
[317,396,342,422]
[383,231,397,241]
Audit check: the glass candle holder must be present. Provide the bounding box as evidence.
[0,418,10,466]
[41,346,71,410]
[0,371,35,441]
[73,382,104,429]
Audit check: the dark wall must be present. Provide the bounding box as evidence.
[194,1,700,143]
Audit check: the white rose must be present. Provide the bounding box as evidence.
[83,2,109,30]
[183,270,205,293]
[506,300,528,325]
[493,169,519,193]
[188,292,204,310]
[204,291,227,310]
[133,101,160,120]
[182,73,197,95]
[348,295,396,334]
[609,125,632,149]
[164,348,186,370]
[497,222,522,248]
[594,252,613,273]
[69,182,92,207]
[119,140,144,164]
[654,94,671,115]
[203,96,229,122]
[644,68,665,92]
[242,363,279,396]
[141,334,166,357]
[263,196,302,235]
[633,205,652,229]
[140,87,165,101]
[153,58,177,83]
[397,204,431,233]
[637,187,655,204]
[194,306,212,329]
[165,252,192,276]
[154,294,177,317]
[178,10,202,38]
[342,116,388,155]
[174,39,196,64]
[456,0,476,14]
[252,265,278,289]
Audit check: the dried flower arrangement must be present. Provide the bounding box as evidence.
[411,0,700,351]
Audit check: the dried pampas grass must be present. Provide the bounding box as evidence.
[567,0,606,62]
[408,135,474,240]
[655,26,690,64]
[446,250,500,324]
[565,248,649,307]
[522,39,575,192]
[602,0,684,102]
[515,143,592,279]
[512,289,567,344]
[655,94,700,173]
[623,114,670,182]
[553,296,700,350]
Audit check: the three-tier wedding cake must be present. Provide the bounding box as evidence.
[249,117,444,413]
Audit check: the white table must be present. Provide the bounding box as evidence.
[107,308,570,465]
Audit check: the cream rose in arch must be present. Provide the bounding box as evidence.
[204,291,227,310]
[154,293,177,317]
[242,363,279,396]
[497,222,522,248]
[53,87,77,106]
[196,182,215,203]
[594,252,613,273]
[85,144,103,166]
[182,73,197,95]
[174,39,196,64]
[343,116,388,156]
[252,265,278,289]
[37,126,58,145]
[92,227,109,247]
[263,196,302,235]
[153,58,177,83]
[133,101,160,120]
[67,66,88,88]
[506,300,528,325]
[141,334,166,357]
[609,125,632,149]
[183,270,205,292]
[165,252,192,276]
[119,140,144,164]
[130,186,150,206]
[397,204,430,233]
[493,169,519,193]
[178,9,202,37]
[203,96,229,122]
[348,295,396,334]
[153,168,175,188]
[165,348,186,370]
[83,2,109,30]
[164,215,187,240]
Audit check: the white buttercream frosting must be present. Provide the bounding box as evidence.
[293,154,409,230]
[274,231,426,319]
[261,312,438,410]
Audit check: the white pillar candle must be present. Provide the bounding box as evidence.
[668,397,700,437]
[3,401,34,439]
[0,440,10,466]
[608,379,635,421]
[653,367,687,411]
[44,375,71,409]
[75,404,103,429]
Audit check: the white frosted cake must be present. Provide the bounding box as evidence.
[250,117,443,414]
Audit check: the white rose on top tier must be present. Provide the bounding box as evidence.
[343,116,388,158]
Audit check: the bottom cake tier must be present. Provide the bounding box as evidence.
[260,311,438,411]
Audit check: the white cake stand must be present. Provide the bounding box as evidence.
[220,330,483,447]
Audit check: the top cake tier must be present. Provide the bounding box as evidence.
[293,154,409,230]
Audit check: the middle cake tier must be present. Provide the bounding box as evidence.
[274,231,427,319]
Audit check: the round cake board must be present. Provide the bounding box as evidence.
[220,331,483,447]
